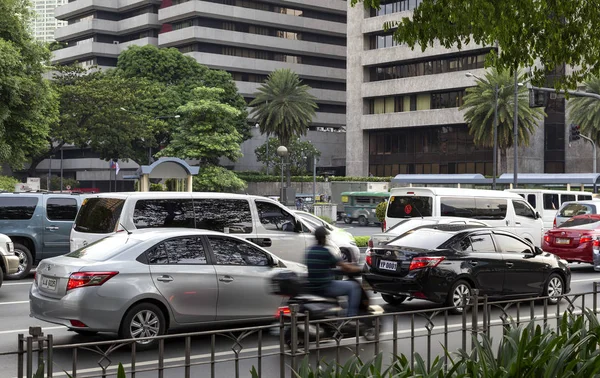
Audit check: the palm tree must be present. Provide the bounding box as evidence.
[460,68,545,174]
[567,76,600,143]
[249,69,317,184]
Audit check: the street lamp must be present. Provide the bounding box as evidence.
[276,146,288,202]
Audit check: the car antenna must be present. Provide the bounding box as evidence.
[120,223,132,235]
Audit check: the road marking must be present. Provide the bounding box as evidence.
[571,278,600,283]
[0,326,64,335]
[0,301,28,306]
[2,282,33,286]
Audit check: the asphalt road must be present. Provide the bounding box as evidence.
[335,221,382,238]
[1,265,600,378]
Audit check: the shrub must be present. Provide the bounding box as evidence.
[375,200,387,223]
[0,175,19,191]
[317,215,334,225]
[353,236,370,247]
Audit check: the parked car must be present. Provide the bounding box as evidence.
[366,217,490,252]
[385,187,544,246]
[507,189,593,231]
[292,210,360,263]
[341,191,389,226]
[0,233,18,287]
[543,214,600,264]
[70,192,341,266]
[0,192,86,279]
[363,225,570,313]
[30,228,306,347]
[553,200,600,228]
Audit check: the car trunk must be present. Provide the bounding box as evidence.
[546,229,592,248]
[369,246,435,277]
[36,256,97,299]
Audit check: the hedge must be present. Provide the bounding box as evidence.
[235,171,393,183]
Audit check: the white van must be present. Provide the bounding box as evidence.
[506,189,593,231]
[385,187,544,246]
[70,192,358,264]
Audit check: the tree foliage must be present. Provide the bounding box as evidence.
[0,0,58,167]
[249,69,318,146]
[460,69,545,173]
[255,137,321,176]
[0,175,19,191]
[193,166,247,193]
[567,76,600,144]
[352,0,600,90]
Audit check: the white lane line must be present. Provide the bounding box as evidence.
[0,326,64,335]
[0,301,28,306]
[571,278,600,283]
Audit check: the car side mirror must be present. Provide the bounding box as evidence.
[535,211,541,219]
[534,246,543,255]
[294,219,303,233]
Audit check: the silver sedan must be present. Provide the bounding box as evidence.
[30,229,306,347]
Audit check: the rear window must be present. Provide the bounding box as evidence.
[559,203,596,218]
[441,197,507,220]
[579,195,593,201]
[66,235,142,261]
[74,197,125,233]
[0,197,38,220]
[387,196,433,218]
[560,217,600,230]
[388,229,454,249]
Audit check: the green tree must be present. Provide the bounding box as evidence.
[0,0,58,167]
[255,138,321,176]
[193,166,247,192]
[352,0,600,90]
[567,76,600,143]
[460,69,545,174]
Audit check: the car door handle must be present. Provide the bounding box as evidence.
[469,260,478,266]
[156,275,173,282]
[219,276,234,283]
[515,222,521,226]
[505,220,510,226]
[45,226,59,231]
[506,262,514,268]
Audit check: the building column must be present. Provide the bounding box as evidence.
[141,174,150,192]
[186,175,193,192]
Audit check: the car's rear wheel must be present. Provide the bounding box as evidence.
[0,265,4,288]
[544,273,564,305]
[120,303,166,350]
[341,250,352,263]
[358,216,368,227]
[344,216,353,224]
[7,243,32,280]
[381,294,406,306]
[446,280,472,315]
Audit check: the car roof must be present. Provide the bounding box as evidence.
[389,187,524,199]
[83,191,277,201]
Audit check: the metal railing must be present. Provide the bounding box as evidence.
[12,282,600,378]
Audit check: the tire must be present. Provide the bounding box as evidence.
[381,293,407,306]
[446,280,473,315]
[343,216,353,224]
[358,216,368,227]
[0,264,4,288]
[341,250,352,263]
[544,273,564,305]
[119,303,166,350]
[7,243,33,280]
[72,329,98,337]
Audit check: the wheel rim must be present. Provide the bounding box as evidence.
[12,250,27,276]
[341,252,350,262]
[129,310,160,344]
[452,284,471,308]
[548,276,563,299]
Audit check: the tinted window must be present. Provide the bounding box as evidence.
[513,200,536,219]
[494,234,532,253]
[74,197,125,233]
[255,201,296,232]
[527,194,536,209]
[208,237,270,266]
[0,197,38,220]
[147,244,168,265]
[355,197,372,205]
[388,229,454,249]
[543,194,559,210]
[194,199,253,234]
[387,196,433,218]
[46,198,78,221]
[561,194,576,204]
[559,203,596,217]
[475,199,507,219]
[66,235,142,261]
[163,237,207,264]
[133,199,195,229]
[296,213,327,228]
[579,195,593,201]
[560,216,600,230]
[470,234,496,252]
[440,197,507,220]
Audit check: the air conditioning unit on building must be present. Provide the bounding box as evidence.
[113,41,119,44]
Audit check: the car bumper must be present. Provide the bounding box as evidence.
[542,244,593,264]
[29,285,125,332]
[347,245,360,263]
[363,269,450,304]
[2,254,20,275]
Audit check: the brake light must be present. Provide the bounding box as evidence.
[69,320,88,328]
[594,240,600,252]
[544,234,551,243]
[66,272,118,291]
[409,257,445,271]
[553,218,557,228]
[275,306,290,319]
[365,250,373,266]
[383,220,387,231]
[580,236,593,243]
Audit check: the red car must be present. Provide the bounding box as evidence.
[543,214,600,264]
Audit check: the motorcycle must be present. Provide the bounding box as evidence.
[271,270,380,346]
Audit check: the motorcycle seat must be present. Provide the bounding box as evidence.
[294,294,339,303]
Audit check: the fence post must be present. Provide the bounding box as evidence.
[47,334,53,378]
[17,334,24,378]
[279,310,286,378]
[594,282,599,315]
[471,290,479,359]
[289,304,299,377]
[26,336,32,378]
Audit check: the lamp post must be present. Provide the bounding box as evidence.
[277,146,288,203]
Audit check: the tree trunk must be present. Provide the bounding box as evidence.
[27,141,64,178]
[500,148,508,174]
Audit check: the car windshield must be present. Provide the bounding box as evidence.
[66,234,142,261]
[387,196,433,218]
[559,203,595,218]
[387,229,454,249]
[560,217,600,230]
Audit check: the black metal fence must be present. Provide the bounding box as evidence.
[9,283,600,378]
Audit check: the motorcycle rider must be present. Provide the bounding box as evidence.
[305,226,362,317]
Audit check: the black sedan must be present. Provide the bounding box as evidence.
[363,225,571,313]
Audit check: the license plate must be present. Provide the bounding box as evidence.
[40,276,57,292]
[556,238,570,245]
[379,260,397,271]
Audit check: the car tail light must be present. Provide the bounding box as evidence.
[33,271,37,286]
[274,306,290,319]
[580,235,593,243]
[594,239,600,254]
[368,238,373,248]
[69,320,87,327]
[383,220,387,231]
[553,218,557,228]
[66,272,118,291]
[409,257,445,271]
[543,233,551,243]
[365,250,373,266]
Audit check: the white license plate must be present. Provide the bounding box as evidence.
[379,260,397,271]
[40,276,57,292]
[556,238,570,245]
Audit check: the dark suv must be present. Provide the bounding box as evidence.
[0,193,85,279]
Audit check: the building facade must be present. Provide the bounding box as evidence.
[31,0,67,42]
[345,0,590,178]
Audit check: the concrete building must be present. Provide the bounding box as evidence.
[346,0,585,178]
[44,0,348,185]
[31,0,67,42]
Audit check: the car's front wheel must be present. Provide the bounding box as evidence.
[381,294,406,306]
[544,273,564,305]
[120,303,166,349]
[7,243,32,280]
[358,216,368,227]
[343,216,353,224]
[446,280,473,315]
